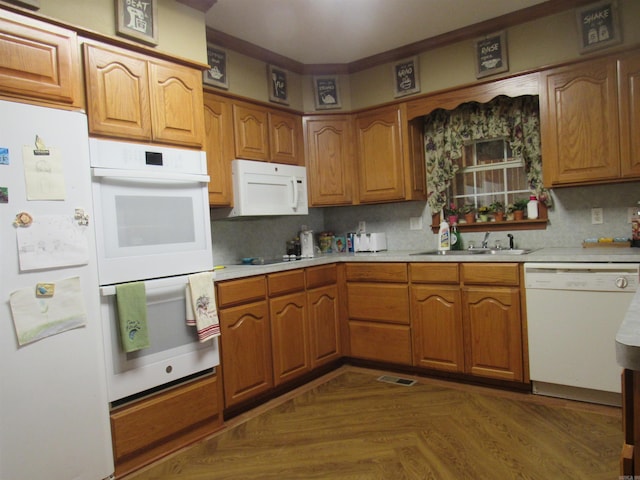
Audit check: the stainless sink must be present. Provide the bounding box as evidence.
[410,249,490,256]
[487,249,533,255]
[410,248,533,256]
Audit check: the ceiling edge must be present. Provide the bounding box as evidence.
[206,0,596,75]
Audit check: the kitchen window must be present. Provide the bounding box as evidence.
[424,95,550,229]
[450,137,529,208]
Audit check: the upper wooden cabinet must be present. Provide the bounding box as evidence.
[540,51,640,187]
[619,51,640,178]
[203,92,234,206]
[269,110,304,165]
[304,115,355,206]
[232,100,303,165]
[540,57,620,186]
[83,43,204,147]
[355,104,426,204]
[0,10,82,107]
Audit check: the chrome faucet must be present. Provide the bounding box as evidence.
[481,232,490,249]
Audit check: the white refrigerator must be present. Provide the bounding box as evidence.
[0,100,114,480]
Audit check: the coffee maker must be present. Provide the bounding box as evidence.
[300,229,314,258]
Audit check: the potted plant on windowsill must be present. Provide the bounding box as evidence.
[443,202,459,225]
[510,198,529,221]
[477,205,490,222]
[460,203,476,224]
[489,201,505,222]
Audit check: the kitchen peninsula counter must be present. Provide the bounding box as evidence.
[214,247,640,281]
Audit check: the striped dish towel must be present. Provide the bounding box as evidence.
[186,271,220,342]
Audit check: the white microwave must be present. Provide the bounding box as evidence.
[212,159,308,218]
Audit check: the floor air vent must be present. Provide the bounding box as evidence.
[377,375,416,386]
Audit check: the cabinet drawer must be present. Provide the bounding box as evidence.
[110,373,221,474]
[347,283,409,324]
[410,263,459,284]
[461,263,520,286]
[346,263,407,283]
[216,276,266,308]
[306,264,337,289]
[268,269,305,296]
[348,321,412,365]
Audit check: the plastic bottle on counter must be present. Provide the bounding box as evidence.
[438,218,450,251]
[451,223,462,250]
[527,195,539,220]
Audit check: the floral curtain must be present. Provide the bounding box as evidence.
[424,95,550,215]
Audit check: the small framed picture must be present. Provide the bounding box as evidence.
[474,31,508,79]
[576,0,621,54]
[204,45,228,89]
[267,65,288,105]
[313,76,341,109]
[393,57,420,98]
[115,0,158,46]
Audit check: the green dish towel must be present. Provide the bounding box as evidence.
[116,282,150,353]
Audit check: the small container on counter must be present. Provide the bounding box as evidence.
[347,233,355,252]
[319,232,334,253]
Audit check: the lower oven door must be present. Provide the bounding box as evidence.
[100,273,220,402]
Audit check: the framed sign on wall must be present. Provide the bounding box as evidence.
[576,0,621,53]
[115,0,158,46]
[313,76,341,109]
[204,45,228,89]
[267,65,288,105]
[392,57,420,98]
[474,31,508,79]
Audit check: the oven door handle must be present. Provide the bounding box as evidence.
[100,271,215,297]
[92,168,210,184]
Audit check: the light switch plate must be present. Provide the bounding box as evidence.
[591,207,603,224]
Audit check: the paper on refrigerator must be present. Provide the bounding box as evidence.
[16,214,90,271]
[9,276,87,346]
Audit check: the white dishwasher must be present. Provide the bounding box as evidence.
[524,262,639,406]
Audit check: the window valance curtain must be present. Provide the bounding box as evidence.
[424,95,550,215]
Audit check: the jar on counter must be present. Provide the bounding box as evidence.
[319,232,334,253]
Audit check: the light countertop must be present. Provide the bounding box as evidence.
[214,247,640,281]
[617,288,640,371]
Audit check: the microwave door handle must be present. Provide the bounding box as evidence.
[92,168,210,184]
[291,176,299,209]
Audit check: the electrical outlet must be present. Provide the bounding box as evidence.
[409,216,422,230]
[628,207,637,223]
[591,207,603,224]
[358,221,366,233]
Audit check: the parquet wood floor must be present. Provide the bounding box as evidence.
[126,366,622,480]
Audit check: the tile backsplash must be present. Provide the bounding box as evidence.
[210,181,640,265]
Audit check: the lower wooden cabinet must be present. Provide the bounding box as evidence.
[410,262,525,381]
[270,291,310,385]
[462,286,523,381]
[411,285,464,372]
[110,372,223,478]
[307,283,341,367]
[345,263,412,366]
[217,275,273,408]
[461,263,524,382]
[219,299,273,407]
[349,320,412,365]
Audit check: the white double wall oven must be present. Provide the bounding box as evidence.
[90,138,219,402]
